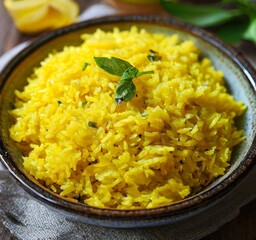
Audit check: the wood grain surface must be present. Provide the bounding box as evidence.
[0,0,256,239]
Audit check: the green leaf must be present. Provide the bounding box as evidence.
[160,0,242,27]
[243,17,256,44]
[121,67,139,81]
[115,80,136,104]
[82,62,90,71]
[236,0,256,19]
[94,57,133,76]
[94,56,154,104]
[115,67,153,104]
[214,17,249,44]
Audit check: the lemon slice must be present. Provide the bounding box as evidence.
[4,0,79,33]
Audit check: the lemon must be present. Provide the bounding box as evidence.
[4,0,79,33]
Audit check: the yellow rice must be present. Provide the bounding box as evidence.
[9,27,246,209]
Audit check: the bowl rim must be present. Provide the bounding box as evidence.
[0,15,256,221]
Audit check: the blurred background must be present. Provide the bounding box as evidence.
[0,0,256,239]
[1,0,255,66]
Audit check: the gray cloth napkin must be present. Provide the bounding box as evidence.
[1,162,256,240]
[1,4,256,240]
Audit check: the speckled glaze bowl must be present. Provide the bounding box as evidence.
[0,16,255,228]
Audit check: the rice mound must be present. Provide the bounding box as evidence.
[9,27,246,209]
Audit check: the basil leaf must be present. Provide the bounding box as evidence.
[94,57,133,76]
[94,56,154,104]
[115,80,136,104]
[115,67,153,104]
[121,67,139,81]
[243,17,256,44]
[160,0,242,27]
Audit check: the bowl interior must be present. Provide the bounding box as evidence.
[0,16,255,217]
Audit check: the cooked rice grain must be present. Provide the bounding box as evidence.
[9,27,246,209]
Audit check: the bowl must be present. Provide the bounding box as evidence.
[0,15,255,228]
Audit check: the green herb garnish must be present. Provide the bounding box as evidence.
[81,101,87,107]
[57,100,62,105]
[160,0,256,45]
[147,49,162,62]
[94,57,154,104]
[88,121,97,128]
[82,62,90,71]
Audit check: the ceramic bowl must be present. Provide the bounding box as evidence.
[0,16,255,228]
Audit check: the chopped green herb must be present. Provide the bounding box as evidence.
[94,57,154,104]
[82,62,90,71]
[88,121,97,128]
[57,100,62,105]
[81,101,87,107]
[147,49,162,62]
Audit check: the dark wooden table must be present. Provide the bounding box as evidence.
[0,0,256,239]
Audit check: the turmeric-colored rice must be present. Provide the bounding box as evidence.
[9,27,246,209]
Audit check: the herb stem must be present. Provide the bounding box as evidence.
[137,70,155,76]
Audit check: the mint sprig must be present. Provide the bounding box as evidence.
[94,57,154,104]
[94,57,133,76]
